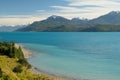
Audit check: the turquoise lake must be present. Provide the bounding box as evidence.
[0,32,120,80]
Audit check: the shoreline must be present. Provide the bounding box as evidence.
[15,44,33,59]
[15,43,76,80]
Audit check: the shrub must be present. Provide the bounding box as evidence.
[2,75,11,80]
[18,59,31,69]
[13,65,22,73]
[0,68,2,77]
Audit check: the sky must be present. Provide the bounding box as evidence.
[0,0,120,26]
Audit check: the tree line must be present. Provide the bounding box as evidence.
[0,42,31,68]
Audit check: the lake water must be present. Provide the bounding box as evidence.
[0,32,120,80]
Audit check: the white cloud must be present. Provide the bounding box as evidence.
[51,6,90,13]
[1,0,120,26]
[0,16,45,26]
[64,0,119,6]
[0,10,47,26]
[36,10,46,12]
[51,0,120,19]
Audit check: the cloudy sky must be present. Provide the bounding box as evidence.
[0,0,120,26]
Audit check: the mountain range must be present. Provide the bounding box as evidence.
[16,11,120,32]
[0,25,26,32]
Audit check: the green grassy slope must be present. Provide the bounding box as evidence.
[0,42,49,80]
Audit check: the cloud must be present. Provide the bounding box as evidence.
[50,0,120,19]
[64,0,119,6]
[0,16,46,26]
[36,10,46,13]
[0,9,49,26]
[1,0,120,26]
[51,6,90,13]
[0,9,47,26]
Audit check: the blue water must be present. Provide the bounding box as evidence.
[0,32,120,80]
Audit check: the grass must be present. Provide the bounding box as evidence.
[0,56,49,80]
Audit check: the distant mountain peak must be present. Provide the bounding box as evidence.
[108,11,120,15]
[46,15,69,22]
[47,15,64,19]
[50,15,59,19]
[72,18,80,20]
[90,11,120,25]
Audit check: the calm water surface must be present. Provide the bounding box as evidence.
[0,32,120,80]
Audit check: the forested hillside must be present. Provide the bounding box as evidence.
[0,42,49,80]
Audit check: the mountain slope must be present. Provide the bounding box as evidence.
[90,11,120,25]
[17,15,87,32]
[16,11,120,32]
[0,25,26,32]
[81,24,120,32]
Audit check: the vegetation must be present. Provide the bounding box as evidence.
[0,42,30,68]
[13,65,22,73]
[0,42,50,80]
[0,68,2,77]
[81,24,120,32]
[0,42,21,58]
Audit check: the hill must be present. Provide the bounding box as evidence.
[0,42,49,80]
[16,11,120,32]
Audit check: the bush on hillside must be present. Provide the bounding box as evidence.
[13,65,22,73]
[0,68,2,77]
[2,75,11,80]
[18,59,31,69]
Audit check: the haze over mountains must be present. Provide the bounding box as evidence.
[12,11,120,32]
[0,25,26,32]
